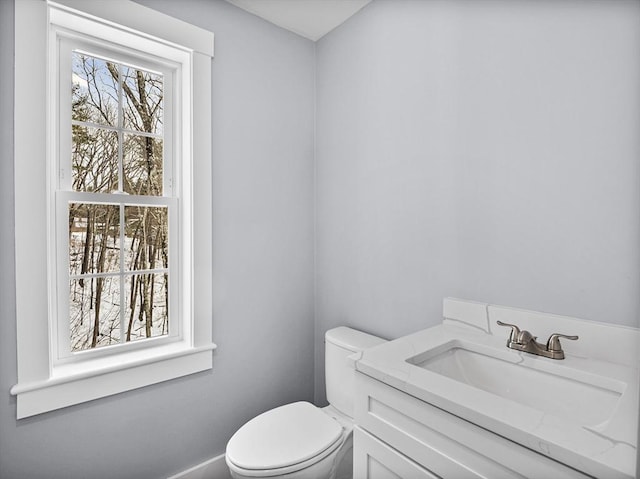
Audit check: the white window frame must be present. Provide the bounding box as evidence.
[12,0,216,419]
[55,30,180,361]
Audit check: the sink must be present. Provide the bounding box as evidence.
[407,340,625,426]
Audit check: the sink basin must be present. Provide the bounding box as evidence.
[407,341,625,426]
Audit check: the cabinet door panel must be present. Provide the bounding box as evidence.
[354,427,440,479]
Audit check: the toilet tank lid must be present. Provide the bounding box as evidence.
[325,327,386,352]
[226,402,343,471]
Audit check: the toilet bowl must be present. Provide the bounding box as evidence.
[225,327,386,479]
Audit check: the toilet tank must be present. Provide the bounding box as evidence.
[325,327,386,418]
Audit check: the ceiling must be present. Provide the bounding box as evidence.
[224,0,372,41]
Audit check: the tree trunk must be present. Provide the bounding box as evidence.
[90,207,116,348]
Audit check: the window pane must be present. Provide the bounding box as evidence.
[124,206,168,271]
[69,203,120,275]
[70,276,120,352]
[72,52,118,127]
[72,126,119,193]
[122,66,163,135]
[124,273,169,342]
[123,134,163,195]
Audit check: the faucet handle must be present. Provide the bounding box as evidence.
[546,333,578,352]
[496,320,521,343]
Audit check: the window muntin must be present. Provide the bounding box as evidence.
[56,37,178,359]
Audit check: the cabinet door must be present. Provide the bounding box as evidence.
[354,427,440,479]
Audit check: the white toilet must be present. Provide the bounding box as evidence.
[225,327,386,479]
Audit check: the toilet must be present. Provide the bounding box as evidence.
[225,327,386,479]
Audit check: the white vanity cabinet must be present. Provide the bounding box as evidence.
[352,299,638,478]
[353,372,592,479]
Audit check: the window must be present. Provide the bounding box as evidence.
[59,38,178,359]
[12,0,215,418]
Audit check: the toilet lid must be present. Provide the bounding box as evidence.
[226,401,343,471]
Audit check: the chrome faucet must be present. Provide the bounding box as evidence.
[496,321,578,360]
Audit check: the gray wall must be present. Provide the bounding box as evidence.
[0,1,315,478]
[315,0,640,403]
[2,0,640,477]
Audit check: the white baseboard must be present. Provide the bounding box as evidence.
[167,454,232,479]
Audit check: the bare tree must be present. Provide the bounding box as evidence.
[69,54,168,351]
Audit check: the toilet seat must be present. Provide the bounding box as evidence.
[226,401,344,477]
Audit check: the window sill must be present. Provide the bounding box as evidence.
[10,341,216,418]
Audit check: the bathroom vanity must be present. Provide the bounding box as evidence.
[352,299,639,479]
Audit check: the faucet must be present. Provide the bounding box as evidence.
[496,321,578,360]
